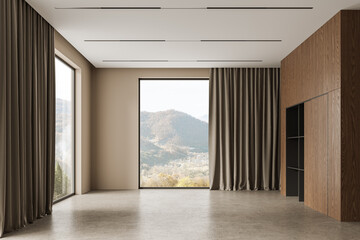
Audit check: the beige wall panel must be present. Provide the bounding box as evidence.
[92,68,210,189]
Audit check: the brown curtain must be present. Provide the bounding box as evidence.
[209,68,280,191]
[0,0,55,237]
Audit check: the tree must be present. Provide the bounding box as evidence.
[54,162,63,199]
[54,162,70,200]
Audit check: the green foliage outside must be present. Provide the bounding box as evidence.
[141,173,209,188]
[177,176,209,187]
[54,162,71,201]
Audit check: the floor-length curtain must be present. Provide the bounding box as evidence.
[0,0,55,237]
[209,68,280,191]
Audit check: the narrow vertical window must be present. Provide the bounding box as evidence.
[54,57,75,201]
[140,79,209,188]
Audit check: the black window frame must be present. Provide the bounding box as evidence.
[53,56,76,203]
[138,78,210,189]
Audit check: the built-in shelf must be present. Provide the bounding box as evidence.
[286,103,304,202]
[287,166,304,172]
[287,136,304,139]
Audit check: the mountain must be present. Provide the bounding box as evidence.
[56,98,72,115]
[141,110,208,151]
[56,98,72,134]
[55,98,74,178]
[140,110,208,166]
[197,114,209,123]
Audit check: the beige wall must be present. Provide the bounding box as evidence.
[92,68,210,189]
[53,33,209,191]
[54,31,95,194]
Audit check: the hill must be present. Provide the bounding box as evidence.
[140,110,208,166]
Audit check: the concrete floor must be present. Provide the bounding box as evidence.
[4,190,360,240]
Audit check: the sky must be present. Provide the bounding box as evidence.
[55,58,74,101]
[140,80,209,122]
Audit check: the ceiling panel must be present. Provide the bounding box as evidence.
[26,0,360,68]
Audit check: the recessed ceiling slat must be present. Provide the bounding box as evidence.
[55,7,161,10]
[85,40,166,42]
[197,60,262,62]
[201,40,282,42]
[207,7,313,10]
[103,60,168,62]
[103,60,263,63]
[55,6,313,10]
[85,39,281,43]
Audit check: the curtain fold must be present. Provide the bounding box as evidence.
[0,0,55,237]
[209,68,280,191]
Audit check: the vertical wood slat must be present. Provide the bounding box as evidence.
[304,96,328,215]
[327,89,341,220]
[340,11,360,221]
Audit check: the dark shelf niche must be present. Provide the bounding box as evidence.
[287,167,304,171]
[286,103,304,202]
[287,136,304,139]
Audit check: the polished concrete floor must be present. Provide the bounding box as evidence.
[5,190,360,239]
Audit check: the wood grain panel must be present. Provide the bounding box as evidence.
[280,107,286,195]
[280,12,341,197]
[309,26,325,99]
[327,89,341,220]
[280,60,288,195]
[281,10,360,221]
[304,95,328,215]
[340,10,360,221]
[324,15,341,91]
[280,12,341,108]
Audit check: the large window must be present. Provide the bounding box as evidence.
[54,57,75,201]
[139,79,209,188]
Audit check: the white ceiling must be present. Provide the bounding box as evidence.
[26,0,360,68]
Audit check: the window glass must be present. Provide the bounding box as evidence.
[54,57,75,201]
[140,80,209,188]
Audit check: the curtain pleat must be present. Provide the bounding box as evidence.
[209,68,280,191]
[0,0,55,237]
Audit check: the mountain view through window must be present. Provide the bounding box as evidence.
[140,80,209,188]
[54,58,75,201]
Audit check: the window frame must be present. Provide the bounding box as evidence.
[53,55,76,203]
[138,77,210,189]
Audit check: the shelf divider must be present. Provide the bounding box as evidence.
[287,136,304,139]
[286,103,304,202]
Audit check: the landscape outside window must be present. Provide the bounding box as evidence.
[54,58,75,201]
[140,79,209,188]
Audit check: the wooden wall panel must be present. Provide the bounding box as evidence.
[328,89,341,221]
[304,95,328,215]
[280,60,288,195]
[280,108,286,195]
[340,11,360,221]
[309,26,325,99]
[281,10,360,221]
[324,15,341,92]
[280,12,341,196]
[280,12,341,108]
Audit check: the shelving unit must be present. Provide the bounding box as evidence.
[286,103,304,202]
